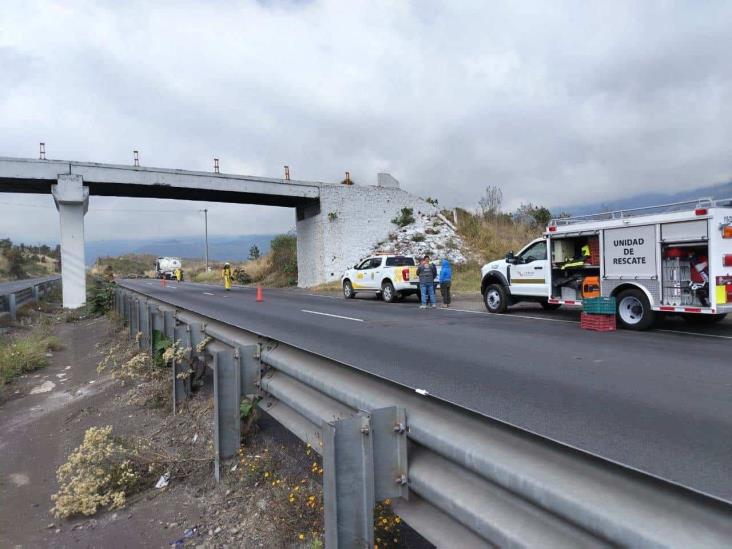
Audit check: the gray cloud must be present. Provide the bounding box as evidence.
[1,0,731,243]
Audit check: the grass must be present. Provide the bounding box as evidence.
[0,325,63,388]
[307,280,342,293]
[455,209,540,263]
[450,261,482,293]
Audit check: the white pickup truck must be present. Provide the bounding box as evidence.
[479,198,732,329]
[342,255,441,302]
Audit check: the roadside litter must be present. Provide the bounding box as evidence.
[155,472,170,489]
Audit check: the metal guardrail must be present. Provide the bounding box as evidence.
[0,277,61,321]
[115,285,732,548]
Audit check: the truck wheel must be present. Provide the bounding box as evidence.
[616,289,655,330]
[343,280,355,299]
[682,313,727,324]
[540,300,562,311]
[484,284,508,314]
[381,281,396,303]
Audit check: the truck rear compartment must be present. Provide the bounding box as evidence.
[549,234,600,301]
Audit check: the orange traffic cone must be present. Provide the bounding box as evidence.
[256,286,264,302]
[161,277,167,288]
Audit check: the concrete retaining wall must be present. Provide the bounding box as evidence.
[296,182,437,287]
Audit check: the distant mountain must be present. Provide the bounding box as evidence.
[563,180,732,216]
[85,234,276,266]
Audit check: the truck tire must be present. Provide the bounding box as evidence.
[540,300,562,311]
[381,281,396,303]
[616,289,656,330]
[484,284,508,314]
[343,280,356,299]
[682,313,727,324]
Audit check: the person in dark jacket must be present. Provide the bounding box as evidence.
[416,255,437,309]
[439,258,452,307]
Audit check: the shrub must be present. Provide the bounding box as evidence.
[88,279,116,316]
[391,208,415,227]
[0,327,62,387]
[51,426,142,518]
[411,234,425,242]
[269,234,298,286]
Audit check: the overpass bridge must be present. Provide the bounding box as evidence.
[0,157,432,308]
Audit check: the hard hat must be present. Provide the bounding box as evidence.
[224,262,230,266]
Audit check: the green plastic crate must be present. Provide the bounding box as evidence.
[582,297,616,315]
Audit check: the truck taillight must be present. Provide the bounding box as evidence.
[724,255,732,267]
[695,208,708,215]
[402,268,410,281]
[723,225,732,239]
[548,226,557,232]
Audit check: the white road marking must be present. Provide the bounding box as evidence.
[656,328,732,340]
[444,307,732,338]
[301,309,364,322]
[146,282,153,285]
[203,292,216,296]
[306,293,340,299]
[443,307,578,324]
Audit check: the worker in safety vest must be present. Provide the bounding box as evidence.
[560,245,591,270]
[222,263,232,291]
[174,268,182,283]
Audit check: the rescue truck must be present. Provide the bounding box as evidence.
[342,254,441,302]
[480,198,732,329]
[154,256,182,280]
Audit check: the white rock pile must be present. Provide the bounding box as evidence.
[372,213,467,263]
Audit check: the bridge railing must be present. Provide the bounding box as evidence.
[115,284,732,548]
[0,277,61,321]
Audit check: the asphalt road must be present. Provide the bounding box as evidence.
[120,279,732,503]
[0,275,60,296]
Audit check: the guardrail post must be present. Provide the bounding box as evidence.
[323,411,375,548]
[371,406,409,502]
[212,347,241,481]
[238,344,261,398]
[129,298,139,338]
[8,293,17,322]
[172,323,192,414]
[32,285,39,302]
[138,300,150,350]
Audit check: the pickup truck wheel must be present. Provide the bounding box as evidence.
[381,281,396,303]
[343,280,355,299]
[484,284,508,313]
[540,300,562,311]
[616,289,655,330]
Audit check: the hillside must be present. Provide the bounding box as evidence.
[84,234,276,266]
[0,240,59,282]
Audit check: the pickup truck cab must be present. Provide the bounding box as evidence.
[342,255,440,302]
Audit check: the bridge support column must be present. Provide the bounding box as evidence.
[52,174,89,309]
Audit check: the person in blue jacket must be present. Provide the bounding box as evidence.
[439,258,452,307]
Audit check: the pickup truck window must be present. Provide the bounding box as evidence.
[386,256,416,267]
[368,257,383,269]
[518,241,547,263]
[356,259,373,270]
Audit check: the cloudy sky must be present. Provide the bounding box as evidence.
[1,0,731,243]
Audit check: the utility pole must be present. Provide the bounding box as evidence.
[201,209,209,271]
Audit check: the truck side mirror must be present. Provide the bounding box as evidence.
[505,251,515,264]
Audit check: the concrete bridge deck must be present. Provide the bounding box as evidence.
[0,156,320,207]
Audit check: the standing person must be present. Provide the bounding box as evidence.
[416,255,437,309]
[222,262,232,291]
[174,267,182,283]
[439,258,452,307]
